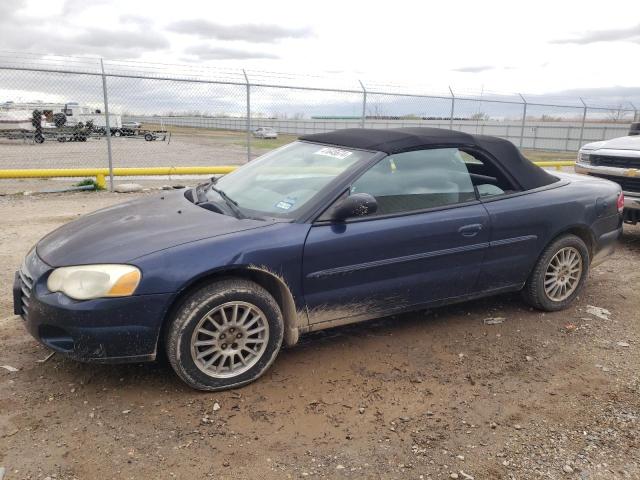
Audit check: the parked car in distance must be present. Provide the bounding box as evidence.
[253,127,278,139]
[15,128,623,391]
[122,121,141,130]
[576,134,640,224]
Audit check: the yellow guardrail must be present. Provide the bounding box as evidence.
[0,161,574,190]
[533,161,576,171]
[0,166,237,189]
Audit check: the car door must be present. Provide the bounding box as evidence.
[302,148,491,326]
[478,192,552,290]
[457,150,541,291]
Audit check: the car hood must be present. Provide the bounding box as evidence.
[582,135,640,151]
[37,190,274,266]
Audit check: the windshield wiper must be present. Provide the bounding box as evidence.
[209,185,245,219]
[192,177,244,219]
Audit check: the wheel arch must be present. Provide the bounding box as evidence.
[159,265,302,350]
[554,224,596,260]
[522,223,596,285]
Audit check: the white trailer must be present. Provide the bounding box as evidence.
[0,101,121,128]
[0,109,34,130]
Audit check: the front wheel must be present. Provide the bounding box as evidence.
[522,234,590,311]
[166,279,284,391]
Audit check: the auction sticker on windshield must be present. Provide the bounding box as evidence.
[275,196,297,210]
[314,147,353,160]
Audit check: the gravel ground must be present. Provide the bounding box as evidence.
[0,134,241,169]
[0,130,292,171]
[0,130,289,195]
[0,191,638,480]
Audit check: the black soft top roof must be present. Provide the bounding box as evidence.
[300,127,557,190]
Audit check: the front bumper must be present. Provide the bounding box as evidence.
[14,250,174,363]
[575,162,640,223]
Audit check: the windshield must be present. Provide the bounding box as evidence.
[207,141,374,217]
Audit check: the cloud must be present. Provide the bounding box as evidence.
[541,86,640,109]
[184,45,279,60]
[62,0,110,15]
[119,14,154,27]
[0,1,167,59]
[452,65,495,73]
[0,0,26,22]
[0,23,169,58]
[74,29,169,51]
[168,20,312,43]
[0,0,29,28]
[551,23,640,44]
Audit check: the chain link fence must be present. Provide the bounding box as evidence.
[1,53,638,185]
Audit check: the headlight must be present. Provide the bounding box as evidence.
[47,264,141,300]
[578,152,591,164]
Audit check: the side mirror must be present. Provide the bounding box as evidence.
[332,193,378,221]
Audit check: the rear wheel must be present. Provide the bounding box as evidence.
[522,234,589,311]
[166,279,284,391]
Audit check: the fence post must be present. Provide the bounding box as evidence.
[630,102,638,122]
[518,93,527,149]
[243,70,251,162]
[358,80,367,128]
[578,97,587,148]
[100,58,114,191]
[448,86,455,130]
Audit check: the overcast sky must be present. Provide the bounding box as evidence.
[1,0,639,106]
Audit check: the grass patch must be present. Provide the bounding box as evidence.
[249,135,296,150]
[522,149,577,163]
[74,178,104,190]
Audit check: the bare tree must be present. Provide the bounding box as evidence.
[367,103,386,118]
[470,112,489,121]
[605,104,628,123]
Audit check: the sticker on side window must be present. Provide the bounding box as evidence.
[314,147,353,160]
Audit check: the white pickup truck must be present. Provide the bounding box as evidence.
[575,124,640,224]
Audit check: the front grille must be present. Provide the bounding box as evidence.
[18,262,34,319]
[591,155,640,169]
[590,173,640,194]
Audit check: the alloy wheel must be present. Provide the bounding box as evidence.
[190,301,270,378]
[544,246,583,301]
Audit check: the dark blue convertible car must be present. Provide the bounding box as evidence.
[15,128,623,390]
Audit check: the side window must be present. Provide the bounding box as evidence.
[350,148,477,216]
[457,151,516,198]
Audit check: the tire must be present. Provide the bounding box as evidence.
[113,130,122,137]
[165,278,284,391]
[144,133,153,141]
[34,134,44,144]
[58,136,67,143]
[521,234,590,311]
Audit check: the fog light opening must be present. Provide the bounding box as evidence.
[38,325,74,352]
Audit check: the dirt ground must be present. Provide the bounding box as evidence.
[0,191,639,480]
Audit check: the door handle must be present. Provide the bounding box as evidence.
[458,223,483,237]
